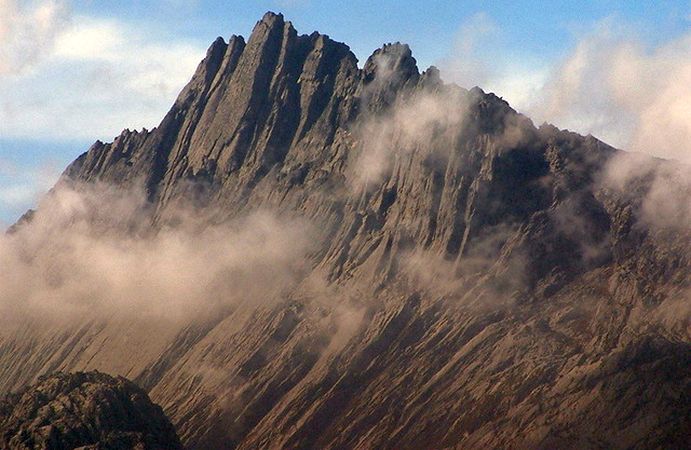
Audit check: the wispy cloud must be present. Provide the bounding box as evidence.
[0,6,206,141]
[0,156,61,226]
[0,182,317,324]
[0,0,70,76]
[439,15,691,163]
[0,184,36,208]
[439,12,499,89]
[529,23,691,162]
[438,13,550,119]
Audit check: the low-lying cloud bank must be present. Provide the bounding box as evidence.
[0,182,315,324]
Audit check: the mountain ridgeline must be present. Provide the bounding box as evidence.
[1,12,689,450]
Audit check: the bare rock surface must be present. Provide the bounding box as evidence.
[2,11,690,450]
[0,371,182,450]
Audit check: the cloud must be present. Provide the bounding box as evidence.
[0,184,40,208]
[533,23,691,233]
[439,15,691,163]
[528,26,691,162]
[0,157,62,227]
[601,150,691,230]
[0,182,317,325]
[438,13,550,110]
[351,89,471,189]
[0,0,69,76]
[0,12,206,141]
[438,12,498,90]
[350,55,472,189]
[53,17,204,98]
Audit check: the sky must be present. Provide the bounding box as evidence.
[0,0,689,225]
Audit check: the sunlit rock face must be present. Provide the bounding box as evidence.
[2,11,689,450]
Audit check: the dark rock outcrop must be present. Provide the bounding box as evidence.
[0,371,182,450]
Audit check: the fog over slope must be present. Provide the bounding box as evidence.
[1,183,315,324]
[1,12,689,450]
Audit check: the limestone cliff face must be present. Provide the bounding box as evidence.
[3,12,689,450]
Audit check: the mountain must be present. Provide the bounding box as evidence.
[1,11,689,450]
[0,371,182,449]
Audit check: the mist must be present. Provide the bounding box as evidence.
[344,50,689,326]
[534,28,691,163]
[0,181,316,326]
[437,17,691,165]
[600,150,691,230]
[350,52,473,190]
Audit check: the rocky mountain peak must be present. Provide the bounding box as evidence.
[4,11,689,450]
[258,10,285,28]
[364,42,418,79]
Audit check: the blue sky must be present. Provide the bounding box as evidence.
[70,0,689,70]
[1,0,689,225]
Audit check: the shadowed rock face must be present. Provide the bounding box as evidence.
[2,11,690,450]
[0,371,182,450]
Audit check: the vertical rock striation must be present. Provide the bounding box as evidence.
[3,11,690,450]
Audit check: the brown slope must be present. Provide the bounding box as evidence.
[2,11,690,450]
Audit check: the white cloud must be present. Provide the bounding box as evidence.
[0,184,36,207]
[439,12,498,89]
[53,17,204,99]
[0,0,69,76]
[440,15,691,163]
[351,82,472,189]
[0,13,206,141]
[526,27,691,162]
[52,18,121,60]
[0,4,207,224]
[0,182,316,323]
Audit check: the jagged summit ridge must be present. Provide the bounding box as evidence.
[64,11,452,198]
[59,10,683,306]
